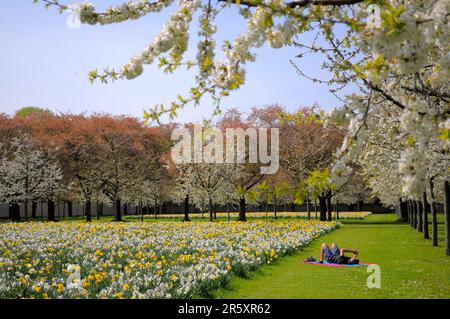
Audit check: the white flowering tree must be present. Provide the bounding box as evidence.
[333,168,371,208]
[216,179,239,221]
[287,2,450,205]
[173,163,194,221]
[175,162,236,221]
[343,88,450,249]
[0,138,63,221]
[122,137,172,219]
[354,106,404,207]
[37,0,448,196]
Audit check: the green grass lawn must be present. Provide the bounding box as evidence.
[212,214,450,299]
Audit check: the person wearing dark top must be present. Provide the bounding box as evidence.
[319,242,359,265]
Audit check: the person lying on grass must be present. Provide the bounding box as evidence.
[316,242,360,265]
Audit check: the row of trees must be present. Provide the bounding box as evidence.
[1,104,447,254]
[0,108,170,221]
[1,105,371,222]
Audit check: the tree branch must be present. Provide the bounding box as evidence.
[286,0,364,7]
[401,85,450,101]
[219,0,364,8]
[368,84,406,111]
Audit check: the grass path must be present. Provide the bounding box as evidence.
[213,214,450,298]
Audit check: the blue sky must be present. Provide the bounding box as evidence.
[0,1,355,123]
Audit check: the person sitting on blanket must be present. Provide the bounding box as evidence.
[319,242,359,265]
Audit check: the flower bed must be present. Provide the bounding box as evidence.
[0,220,338,298]
[127,211,372,220]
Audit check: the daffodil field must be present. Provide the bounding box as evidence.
[0,220,338,299]
[127,211,371,220]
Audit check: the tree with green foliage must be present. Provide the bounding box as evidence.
[15,106,52,117]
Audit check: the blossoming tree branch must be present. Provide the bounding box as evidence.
[35,0,449,203]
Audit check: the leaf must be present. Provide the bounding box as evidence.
[438,128,450,141]
[262,14,273,28]
[406,135,416,146]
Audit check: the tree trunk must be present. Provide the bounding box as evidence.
[48,199,55,222]
[444,180,450,256]
[417,200,423,232]
[114,198,122,222]
[10,202,20,221]
[407,200,411,225]
[227,202,230,222]
[413,201,418,229]
[274,199,277,219]
[406,198,410,224]
[67,201,73,217]
[422,192,429,239]
[123,203,128,216]
[357,200,363,212]
[15,202,21,221]
[96,201,100,220]
[430,179,438,247]
[318,196,327,221]
[183,195,190,221]
[8,203,13,219]
[31,200,37,219]
[16,202,21,221]
[238,196,246,221]
[399,198,407,222]
[336,199,339,220]
[265,202,268,220]
[98,203,103,217]
[326,196,332,221]
[209,197,214,222]
[24,199,28,220]
[306,198,311,220]
[314,199,318,219]
[410,201,415,227]
[85,200,92,222]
